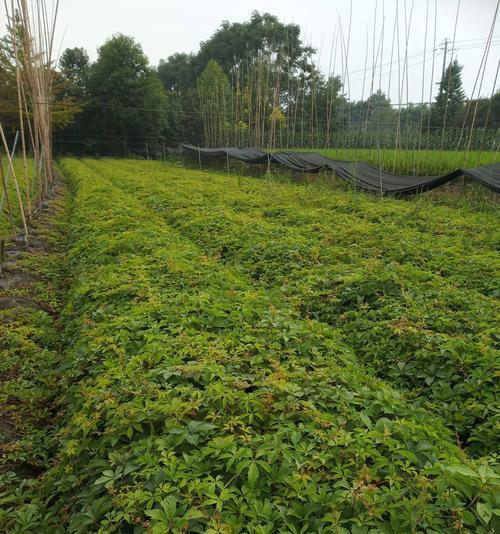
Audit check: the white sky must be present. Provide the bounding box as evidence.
[2,0,499,103]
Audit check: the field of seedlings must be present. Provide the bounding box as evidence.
[305,149,499,176]
[1,158,498,533]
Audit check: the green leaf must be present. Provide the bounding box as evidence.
[248,462,259,488]
[444,465,479,480]
[476,502,492,525]
[185,508,205,520]
[359,411,372,429]
[145,509,168,522]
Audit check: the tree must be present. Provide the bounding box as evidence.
[156,12,318,147]
[432,60,465,128]
[363,90,395,130]
[157,53,195,93]
[0,33,18,135]
[86,34,167,154]
[59,47,90,99]
[197,60,230,147]
[194,12,314,76]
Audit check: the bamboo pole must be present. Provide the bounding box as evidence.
[7,0,59,207]
[10,0,32,220]
[0,122,29,242]
[424,0,438,171]
[439,0,461,154]
[0,132,19,213]
[477,58,500,162]
[416,0,430,174]
[0,152,17,240]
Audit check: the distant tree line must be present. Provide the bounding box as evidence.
[0,11,498,155]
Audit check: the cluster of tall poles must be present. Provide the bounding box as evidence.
[198,0,499,171]
[0,0,58,244]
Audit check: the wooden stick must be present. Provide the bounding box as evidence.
[0,152,16,239]
[11,0,32,219]
[0,131,19,213]
[0,239,5,276]
[0,122,29,242]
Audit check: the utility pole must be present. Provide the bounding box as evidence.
[440,38,449,81]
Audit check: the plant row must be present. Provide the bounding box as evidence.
[10,157,489,533]
[83,159,499,458]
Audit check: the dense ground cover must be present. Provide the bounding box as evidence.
[1,158,498,532]
[83,159,499,457]
[0,183,70,531]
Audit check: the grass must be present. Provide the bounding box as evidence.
[1,158,498,533]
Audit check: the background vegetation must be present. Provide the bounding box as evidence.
[1,11,498,157]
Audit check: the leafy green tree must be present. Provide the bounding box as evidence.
[364,90,395,128]
[197,60,230,147]
[59,47,90,99]
[194,12,314,76]
[54,48,91,151]
[157,54,203,145]
[399,103,429,127]
[0,34,18,135]
[480,91,500,129]
[295,74,344,147]
[432,60,465,128]
[157,12,317,147]
[157,53,196,93]
[457,91,500,130]
[86,34,167,154]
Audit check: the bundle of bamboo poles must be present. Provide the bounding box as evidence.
[0,0,59,244]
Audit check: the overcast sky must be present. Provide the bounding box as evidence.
[2,0,499,103]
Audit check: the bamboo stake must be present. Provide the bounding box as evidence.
[0,132,19,213]
[457,0,499,159]
[477,58,500,162]
[424,0,438,171]
[9,0,32,219]
[416,0,430,174]
[0,152,16,240]
[0,122,29,242]
[439,0,461,154]
[464,13,498,168]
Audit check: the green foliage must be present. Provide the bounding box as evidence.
[0,187,70,533]
[2,158,498,532]
[157,11,331,148]
[43,17,496,152]
[88,34,167,151]
[433,60,466,129]
[7,158,496,532]
[158,52,196,93]
[197,60,230,147]
[57,35,168,155]
[59,47,91,99]
[83,158,500,459]
[195,11,313,75]
[0,33,18,133]
[0,157,38,239]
